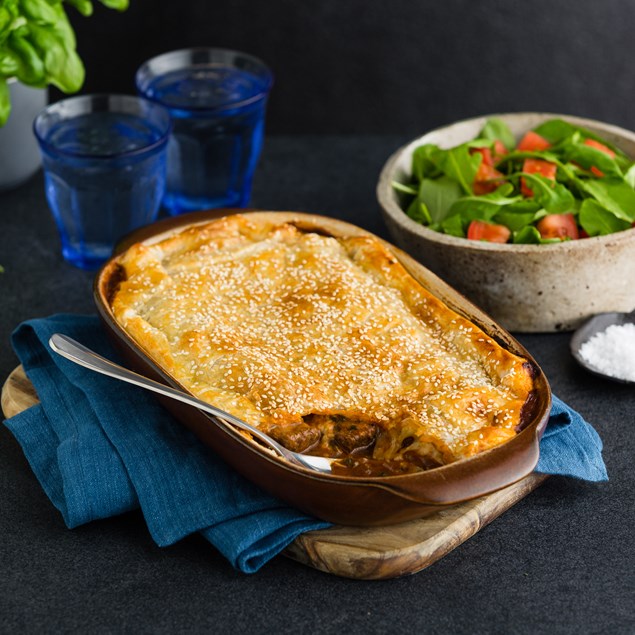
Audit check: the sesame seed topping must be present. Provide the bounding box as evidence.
[112,217,533,463]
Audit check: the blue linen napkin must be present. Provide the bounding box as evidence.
[4,315,607,573]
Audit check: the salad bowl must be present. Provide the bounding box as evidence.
[377,113,635,332]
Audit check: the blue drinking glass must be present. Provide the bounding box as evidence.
[135,48,273,215]
[33,94,171,270]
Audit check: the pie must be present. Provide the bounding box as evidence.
[110,214,537,476]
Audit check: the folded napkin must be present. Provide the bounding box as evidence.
[4,315,607,573]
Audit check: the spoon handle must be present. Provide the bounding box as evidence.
[48,333,303,466]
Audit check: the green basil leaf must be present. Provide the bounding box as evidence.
[624,164,635,189]
[466,139,492,149]
[443,208,498,234]
[98,0,129,10]
[418,176,463,224]
[411,144,441,181]
[579,199,632,236]
[532,119,578,144]
[560,142,622,178]
[452,182,516,205]
[26,21,83,92]
[437,144,481,194]
[441,213,465,237]
[0,51,20,75]
[447,185,520,219]
[21,0,58,24]
[50,2,76,48]
[60,48,83,92]
[513,226,542,244]
[392,180,418,196]
[581,178,635,222]
[479,118,515,150]
[11,23,30,39]
[564,161,591,177]
[406,198,432,225]
[0,76,10,126]
[494,202,545,232]
[521,173,576,214]
[9,32,45,85]
[0,7,12,37]
[64,0,94,16]
[504,199,543,214]
[534,118,629,164]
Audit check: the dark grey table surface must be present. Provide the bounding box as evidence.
[1,136,633,634]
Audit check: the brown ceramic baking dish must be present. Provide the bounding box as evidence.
[94,210,551,526]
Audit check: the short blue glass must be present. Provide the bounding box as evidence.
[135,48,273,215]
[34,94,171,270]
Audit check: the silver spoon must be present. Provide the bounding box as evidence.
[570,310,635,385]
[48,333,335,473]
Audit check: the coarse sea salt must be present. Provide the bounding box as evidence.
[579,323,635,382]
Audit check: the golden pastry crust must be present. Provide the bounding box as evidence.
[111,214,535,472]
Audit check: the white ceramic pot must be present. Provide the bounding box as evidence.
[0,79,47,191]
[377,113,635,333]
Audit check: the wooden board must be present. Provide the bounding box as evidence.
[2,366,547,580]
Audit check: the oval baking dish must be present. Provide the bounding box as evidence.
[94,210,551,526]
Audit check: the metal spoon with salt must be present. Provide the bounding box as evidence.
[570,310,635,385]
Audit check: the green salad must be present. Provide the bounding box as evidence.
[393,118,635,244]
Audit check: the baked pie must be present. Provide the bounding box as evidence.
[110,214,537,476]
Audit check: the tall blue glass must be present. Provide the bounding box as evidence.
[135,48,273,215]
[34,95,171,270]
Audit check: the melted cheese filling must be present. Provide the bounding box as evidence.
[112,215,534,467]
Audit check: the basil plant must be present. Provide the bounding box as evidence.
[0,0,128,125]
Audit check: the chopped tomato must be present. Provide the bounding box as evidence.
[470,146,494,166]
[467,220,511,243]
[583,138,615,158]
[517,131,551,152]
[473,162,505,195]
[579,229,590,239]
[536,213,579,240]
[471,142,508,169]
[521,158,557,197]
[583,138,616,177]
[493,140,508,162]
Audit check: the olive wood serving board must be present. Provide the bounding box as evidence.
[2,366,547,580]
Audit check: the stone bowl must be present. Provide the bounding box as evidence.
[377,112,635,332]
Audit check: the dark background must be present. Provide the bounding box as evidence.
[61,0,635,135]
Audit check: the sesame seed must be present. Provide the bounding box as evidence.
[113,217,533,464]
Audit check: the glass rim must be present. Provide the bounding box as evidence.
[33,93,172,161]
[135,47,274,114]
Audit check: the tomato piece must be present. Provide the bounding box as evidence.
[583,138,615,158]
[473,162,505,195]
[467,220,511,243]
[520,158,557,197]
[517,131,551,152]
[493,140,508,162]
[536,213,579,240]
[583,138,616,177]
[470,146,494,167]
